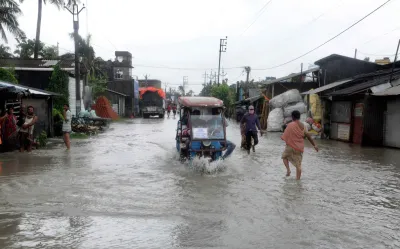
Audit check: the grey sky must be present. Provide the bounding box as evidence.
[6,0,400,93]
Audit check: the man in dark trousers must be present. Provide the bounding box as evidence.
[240,105,262,154]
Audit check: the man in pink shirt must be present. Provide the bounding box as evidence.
[281,110,319,180]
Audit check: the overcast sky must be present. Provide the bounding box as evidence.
[6,0,400,93]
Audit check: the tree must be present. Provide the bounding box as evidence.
[88,75,107,99]
[0,44,13,58]
[0,0,25,43]
[18,0,75,59]
[14,38,58,59]
[42,45,58,59]
[47,64,69,111]
[186,90,194,96]
[210,83,235,107]
[364,57,370,62]
[0,68,18,83]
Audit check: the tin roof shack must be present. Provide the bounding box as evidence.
[104,89,127,117]
[0,80,59,138]
[315,54,382,85]
[0,58,85,115]
[263,67,320,99]
[321,68,400,147]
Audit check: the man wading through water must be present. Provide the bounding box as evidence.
[281,110,319,180]
[240,105,263,154]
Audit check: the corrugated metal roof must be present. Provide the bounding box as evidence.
[328,72,400,96]
[0,80,60,96]
[301,79,352,95]
[373,85,400,96]
[264,67,320,85]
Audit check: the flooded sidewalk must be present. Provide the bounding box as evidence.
[0,118,399,249]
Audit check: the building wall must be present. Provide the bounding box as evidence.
[316,59,380,85]
[107,80,134,116]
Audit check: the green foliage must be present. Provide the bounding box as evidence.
[0,0,25,43]
[47,65,69,111]
[71,133,89,139]
[14,38,58,59]
[210,83,235,107]
[0,68,18,83]
[38,131,48,147]
[89,75,107,98]
[52,108,64,120]
[0,44,13,58]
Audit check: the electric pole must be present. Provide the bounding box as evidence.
[220,68,227,84]
[354,48,357,59]
[217,36,227,85]
[183,76,188,96]
[65,0,85,115]
[202,71,208,85]
[143,74,150,86]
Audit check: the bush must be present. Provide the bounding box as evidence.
[0,68,18,84]
[53,108,64,136]
[38,131,48,147]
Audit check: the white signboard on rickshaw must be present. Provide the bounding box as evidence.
[193,128,208,139]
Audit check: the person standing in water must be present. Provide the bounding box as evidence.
[19,106,38,152]
[281,110,319,180]
[62,104,72,150]
[240,105,262,154]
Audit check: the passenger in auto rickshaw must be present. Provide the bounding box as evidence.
[209,108,236,160]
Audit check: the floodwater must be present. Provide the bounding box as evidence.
[0,117,399,249]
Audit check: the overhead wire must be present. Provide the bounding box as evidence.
[252,0,393,70]
[240,0,273,36]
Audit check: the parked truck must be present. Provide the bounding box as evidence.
[140,87,166,118]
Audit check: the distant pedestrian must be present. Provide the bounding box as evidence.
[62,104,72,150]
[2,107,17,152]
[240,105,263,154]
[19,106,38,152]
[281,110,319,180]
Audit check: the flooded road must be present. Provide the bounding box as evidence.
[1,118,399,249]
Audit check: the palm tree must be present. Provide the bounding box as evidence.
[19,0,76,59]
[0,0,25,43]
[0,44,13,58]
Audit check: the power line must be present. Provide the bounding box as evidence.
[241,0,273,36]
[252,0,393,70]
[134,64,243,71]
[358,51,397,57]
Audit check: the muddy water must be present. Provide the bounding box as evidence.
[0,117,399,249]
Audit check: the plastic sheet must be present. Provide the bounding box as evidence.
[270,89,303,108]
[283,102,307,117]
[310,94,322,122]
[267,108,284,132]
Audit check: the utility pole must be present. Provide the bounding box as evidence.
[202,71,208,84]
[65,0,85,115]
[389,39,400,84]
[300,63,303,82]
[143,74,150,86]
[183,76,188,96]
[217,36,228,85]
[220,68,227,84]
[354,48,358,59]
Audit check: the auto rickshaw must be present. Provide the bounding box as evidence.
[176,97,226,162]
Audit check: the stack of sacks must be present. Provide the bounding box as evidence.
[268,89,308,132]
